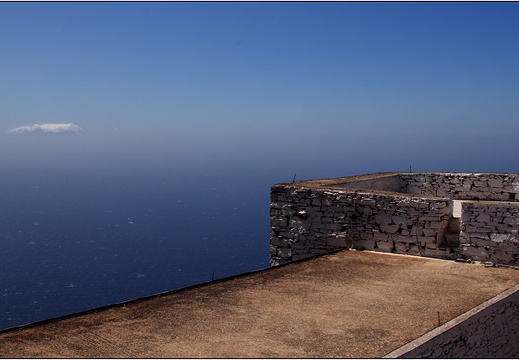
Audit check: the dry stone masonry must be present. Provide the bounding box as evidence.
[460,201,519,264]
[270,172,519,267]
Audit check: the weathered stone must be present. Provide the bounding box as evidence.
[392,215,410,226]
[380,224,400,234]
[374,214,392,225]
[271,236,290,247]
[416,236,436,244]
[271,172,519,266]
[325,235,348,247]
[277,247,292,259]
[423,228,436,237]
[271,216,288,227]
[488,178,503,188]
[289,218,304,228]
[476,214,491,223]
[423,247,453,257]
[360,198,377,206]
[394,242,409,252]
[392,235,412,243]
[376,240,394,251]
[489,234,511,243]
[373,232,389,242]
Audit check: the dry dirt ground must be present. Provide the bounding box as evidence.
[1,250,519,358]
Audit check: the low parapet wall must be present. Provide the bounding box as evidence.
[460,201,519,266]
[401,172,519,201]
[270,172,519,266]
[270,184,454,266]
[385,283,519,358]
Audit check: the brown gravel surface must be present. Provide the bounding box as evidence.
[1,250,519,358]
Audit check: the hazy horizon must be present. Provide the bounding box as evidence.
[1,2,519,178]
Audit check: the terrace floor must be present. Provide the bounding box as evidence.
[1,250,519,358]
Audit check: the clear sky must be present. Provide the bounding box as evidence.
[1,1,519,178]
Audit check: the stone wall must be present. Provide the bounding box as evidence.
[385,284,519,358]
[270,173,519,266]
[334,174,404,193]
[459,202,519,266]
[270,185,454,266]
[401,172,519,201]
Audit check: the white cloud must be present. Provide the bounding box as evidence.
[8,123,83,134]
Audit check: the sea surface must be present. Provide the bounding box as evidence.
[0,165,279,331]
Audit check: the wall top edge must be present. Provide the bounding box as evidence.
[270,185,451,201]
[273,171,519,189]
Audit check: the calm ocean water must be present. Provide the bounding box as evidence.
[0,166,274,331]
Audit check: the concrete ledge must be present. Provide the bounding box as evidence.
[384,283,519,358]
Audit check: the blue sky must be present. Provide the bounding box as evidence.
[1,2,519,177]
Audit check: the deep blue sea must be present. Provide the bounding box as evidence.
[0,165,279,331]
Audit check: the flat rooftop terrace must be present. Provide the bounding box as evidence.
[1,250,519,358]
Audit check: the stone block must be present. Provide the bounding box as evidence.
[409,225,422,236]
[380,224,400,234]
[271,216,288,227]
[392,215,410,226]
[459,245,490,258]
[493,251,519,265]
[476,214,491,223]
[406,243,423,255]
[394,242,410,252]
[289,218,304,228]
[360,198,377,206]
[422,247,452,257]
[325,235,349,248]
[270,236,289,247]
[490,233,511,243]
[416,236,436,244]
[410,201,430,209]
[423,228,436,237]
[304,207,322,217]
[311,198,322,207]
[277,247,292,259]
[375,214,393,225]
[397,200,410,207]
[376,240,394,251]
[430,201,448,210]
[353,238,376,250]
[489,177,504,188]
[281,208,297,216]
[362,207,373,216]
[373,232,389,242]
[392,234,412,243]
[470,238,499,248]
[291,253,313,262]
[474,180,488,187]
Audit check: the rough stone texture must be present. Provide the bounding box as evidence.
[271,172,519,266]
[270,184,454,266]
[400,172,519,201]
[386,284,519,358]
[459,201,519,266]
